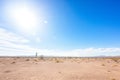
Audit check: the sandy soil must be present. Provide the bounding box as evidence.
[0,57,120,80]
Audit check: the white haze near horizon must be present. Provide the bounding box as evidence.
[0,27,120,57]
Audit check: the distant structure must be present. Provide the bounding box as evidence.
[36,52,38,58]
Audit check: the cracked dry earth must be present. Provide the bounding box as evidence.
[0,58,120,80]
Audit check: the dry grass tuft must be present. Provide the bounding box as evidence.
[101,63,105,66]
[58,71,61,74]
[26,59,30,61]
[111,57,119,63]
[112,64,118,67]
[34,58,39,62]
[55,58,63,63]
[4,70,11,73]
[111,78,116,80]
[11,61,16,64]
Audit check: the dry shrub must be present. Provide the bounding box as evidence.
[111,78,116,80]
[112,64,118,67]
[55,60,60,63]
[26,59,30,61]
[39,55,44,60]
[58,71,61,74]
[11,61,16,64]
[108,70,111,72]
[4,70,11,73]
[34,58,39,62]
[111,57,119,63]
[101,63,105,66]
[55,58,63,63]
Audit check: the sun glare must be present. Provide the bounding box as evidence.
[11,6,38,33]
[4,1,47,35]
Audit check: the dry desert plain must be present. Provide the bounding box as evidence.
[0,57,120,80]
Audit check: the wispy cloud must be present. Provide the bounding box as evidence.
[0,27,35,56]
[0,28,29,44]
[0,27,120,56]
[63,48,120,57]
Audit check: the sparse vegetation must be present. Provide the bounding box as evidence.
[58,71,61,74]
[4,70,11,73]
[11,61,16,64]
[0,57,120,80]
[55,60,60,63]
[113,64,118,67]
[39,55,44,60]
[110,57,120,63]
[26,59,30,61]
[111,78,116,80]
[34,58,39,62]
[102,63,105,66]
[55,58,63,63]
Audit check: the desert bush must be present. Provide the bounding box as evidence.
[39,55,44,60]
[55,60,60,63]
[26,59,30,61]
[101,63,105,66]
[55,58,63,63]
[111,57,119,63]
[4,70,11,73]
[11,61,16,64]
[111,78,116,80]
[34,58,39,62]
[113,64,118,67]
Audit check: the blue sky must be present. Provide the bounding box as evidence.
[0,0,120,56]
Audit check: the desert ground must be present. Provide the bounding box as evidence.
[0,57,120,80]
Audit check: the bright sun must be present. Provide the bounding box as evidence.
[11,6,38,34]
[4,2,46,35]
[10,6,38,34]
